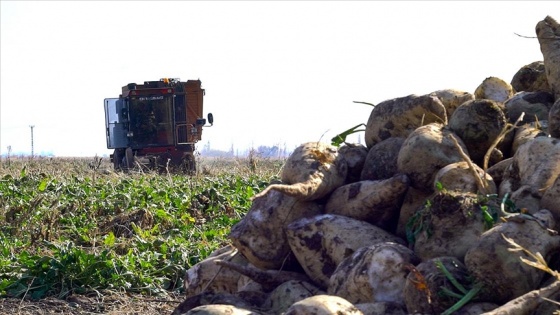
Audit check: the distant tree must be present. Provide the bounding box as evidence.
[256,145,279,158]
[5,145,12,165]
[202,141,211,153]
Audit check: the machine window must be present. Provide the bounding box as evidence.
[129,96,174,147]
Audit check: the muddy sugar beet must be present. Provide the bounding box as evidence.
[174,16,560,315]
[251,141,348,202]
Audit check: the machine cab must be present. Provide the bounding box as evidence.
[104,85,176,150]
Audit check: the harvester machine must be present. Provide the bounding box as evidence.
[104,78,213,173]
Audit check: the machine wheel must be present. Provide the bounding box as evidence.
[113,149,123,171]
[124,147,134,170]
[182,154,196,175]
[157,152,173,173]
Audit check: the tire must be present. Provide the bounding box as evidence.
[182,154,196,175]
[113,149,123,170]
[124,147,134,170]
[157,152,173,173]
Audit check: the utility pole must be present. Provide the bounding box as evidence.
[30,125,35,158]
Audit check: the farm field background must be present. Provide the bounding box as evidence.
[0,155,283,314]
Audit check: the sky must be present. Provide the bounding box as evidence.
[1,1,558,157]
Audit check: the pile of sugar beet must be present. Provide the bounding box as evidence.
[172,16,560,315]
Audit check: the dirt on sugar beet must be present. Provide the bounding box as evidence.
[0,292,182,315]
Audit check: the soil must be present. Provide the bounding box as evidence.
[0,292,183,315]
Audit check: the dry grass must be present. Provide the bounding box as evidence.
[0,291,183,315]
